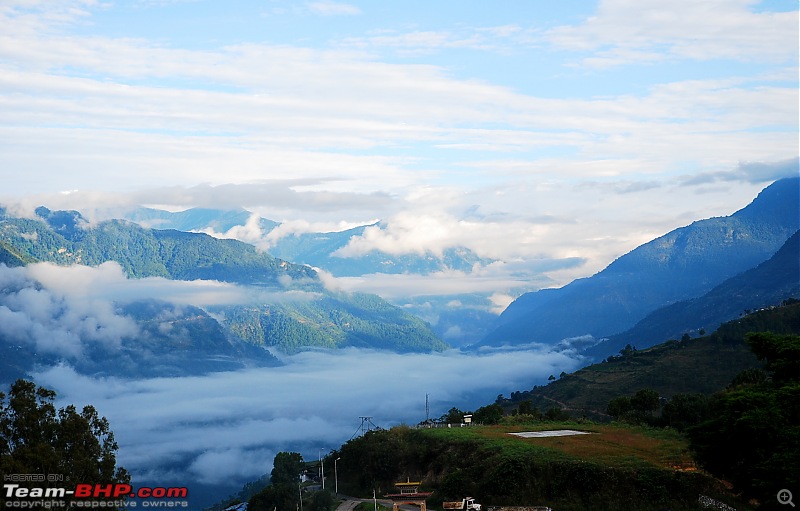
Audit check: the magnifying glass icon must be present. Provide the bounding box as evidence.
[779,489,795,507]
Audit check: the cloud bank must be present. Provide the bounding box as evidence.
[0,263,139,359]
[32,345,583,503]
[1,0,796,299]
[1,259,586,505]
[0,262,320,360]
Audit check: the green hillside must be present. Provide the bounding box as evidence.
[0,208,447,379]
[222,292,448,353]
[502,301,800,418]
[323,309,799,511]
[0,239,35,267]
[595,230,800,356]
[0,209,316,283]
[330,423,746,511]
[480,177,800,349]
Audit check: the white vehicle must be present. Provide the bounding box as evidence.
[443,498,482,511]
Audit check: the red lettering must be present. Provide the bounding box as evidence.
[166,488,188,498]
[73,484,188,500]
[94,484,114,498]
[114,485,132,498]
[75,484,92,498]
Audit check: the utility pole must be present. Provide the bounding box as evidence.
[319,448,327,489]
[425,393,429,422]
[351,416,380,440]
[335,457,341,496]
[360,417,372,436]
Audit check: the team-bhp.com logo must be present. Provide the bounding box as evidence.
[4,483,189,508]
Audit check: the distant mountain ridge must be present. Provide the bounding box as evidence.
[122,207,495,344]
[476,177,800,349]
[269,224,491,276]
[123,207,492,276]
[11,207,316,284]
[589,230,800,359]
[0,207,447,381]
[126,207,279,235]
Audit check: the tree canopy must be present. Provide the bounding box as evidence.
[687,332,800,505]
[606,388,660,422]
[271,451,304,488]
[249,451,333,511]
[0,379,129,504]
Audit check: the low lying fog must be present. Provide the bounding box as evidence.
[1,262,584,505]
[33,346,581,502]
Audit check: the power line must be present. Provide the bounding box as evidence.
[350,416,380,440]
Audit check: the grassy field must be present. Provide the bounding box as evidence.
[423,422,695,470]
[337,420,749,511]
[411,422,742,511]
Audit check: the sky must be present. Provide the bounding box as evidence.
[0,1,798,505]
[1,0,798,303]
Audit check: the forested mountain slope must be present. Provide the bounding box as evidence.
[477,177,799,348]
[499,302,800,418]
[0,207,447,380]
[590,230,800,359]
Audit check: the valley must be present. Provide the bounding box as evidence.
[2,3,797,509]
[1,178,797,509]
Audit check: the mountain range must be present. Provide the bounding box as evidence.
[499,300,800,419]
[0,177,797,383]
[122,207,497,344]
[589,229,800,358]
[125,207,490,277]
[121,179,800,350]
[0,207,447,381]
[476,177,799,354]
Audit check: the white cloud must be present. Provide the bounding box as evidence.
[337,27,526,57]
[0,262,327,360]
[0,263,139,358]
[32,345,584,497]
[488,292,515,314]
[335,211,468,258]
[259,218,378,248]
[0,1,796,341]
[324,267,554,301]
[24,261,294,306]
[1,2,795,236]
[197,212,271,250]
[546,0,798,66]
[307,1,361,16]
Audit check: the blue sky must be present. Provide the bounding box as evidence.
[1,0,798,305]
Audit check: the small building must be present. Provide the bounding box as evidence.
[384,480,432,511]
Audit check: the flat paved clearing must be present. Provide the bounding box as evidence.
[509,430,591,438]
[336,500,362,511]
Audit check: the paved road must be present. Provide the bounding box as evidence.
[336,498,418,511]
[336,498,364,511]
